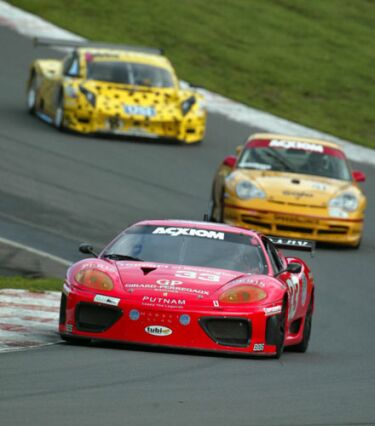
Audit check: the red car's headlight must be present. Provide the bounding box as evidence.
[219,285,267,304]
[74,269,114,291]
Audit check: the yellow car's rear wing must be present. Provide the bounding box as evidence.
[268,236,316,254]
[33,37,164,55]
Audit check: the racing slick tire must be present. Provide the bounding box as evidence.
[288,299,313,353]
[351,237,362,250]
[54,92,65,130]
[209,189,224,223]
[27,73,37,114]
[269,301,287,359]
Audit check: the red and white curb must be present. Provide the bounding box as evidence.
[0,0,374,165]
[0,289,60,353]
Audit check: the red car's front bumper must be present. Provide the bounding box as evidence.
[59,285,283,356]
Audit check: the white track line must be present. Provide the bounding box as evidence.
[0,236,72,266]
[0,0,374,165]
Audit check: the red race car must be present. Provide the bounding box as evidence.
[59,220,315,358]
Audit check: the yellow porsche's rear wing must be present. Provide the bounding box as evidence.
[33,37,164,55]
[268,236,316,253]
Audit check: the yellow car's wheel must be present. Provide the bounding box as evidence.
[54,94,65,130]
[27,74,37,114]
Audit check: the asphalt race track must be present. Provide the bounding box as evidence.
[1,25,375,426]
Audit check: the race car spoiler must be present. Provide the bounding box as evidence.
[268,236,316,254]
[33,37,164,55]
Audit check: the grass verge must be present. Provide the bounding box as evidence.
[7,0,375,147]
[0,276,63,292]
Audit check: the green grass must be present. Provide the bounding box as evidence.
[0,276,63,292]
[8,0,375,148]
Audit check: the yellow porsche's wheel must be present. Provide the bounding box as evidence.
[209,191,224,223]
[27,74,37,114]
[54,94,65,130]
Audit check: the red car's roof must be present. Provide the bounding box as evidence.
[133,219,259,237]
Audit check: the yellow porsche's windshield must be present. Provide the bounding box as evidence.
[238,145,351,181]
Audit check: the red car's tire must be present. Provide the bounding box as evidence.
[269,301,287,359]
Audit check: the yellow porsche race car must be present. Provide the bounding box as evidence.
[26,38,206,144]
[210,133,367,248]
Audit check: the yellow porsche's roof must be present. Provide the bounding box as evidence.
[79,48,173,70]
[248,133,342,151]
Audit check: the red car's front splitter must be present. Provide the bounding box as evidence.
[59,289,280,356]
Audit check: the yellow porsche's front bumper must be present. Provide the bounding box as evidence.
[63,106,206,144]
[223,201,364,247]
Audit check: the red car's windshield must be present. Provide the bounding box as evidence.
[238,139,351,180]
[103,225,268,274]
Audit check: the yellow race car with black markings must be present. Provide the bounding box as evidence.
[26,38,206,144]
[210,133,367,248]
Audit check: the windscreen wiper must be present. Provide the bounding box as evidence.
[103,253,144,261]
[263,150,296,172]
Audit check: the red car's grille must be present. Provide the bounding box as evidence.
[75,303,122,332]
[199,317,251,347]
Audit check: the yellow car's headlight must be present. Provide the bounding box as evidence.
[74,269,114,291]
[235,180,265,200]
[219,285,267,304]
[329,192,359,212]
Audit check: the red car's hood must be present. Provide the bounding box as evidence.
[116,261,243,300]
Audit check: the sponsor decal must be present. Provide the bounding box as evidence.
[125,283,209,296]
[312,182,327,191]
[213,300,220,307]
[175,270,220,282]
[264,305,282,316]
[286,275,300,320]
[283,190,314,199]
[142,296,186,307]
[94,294,120,306]
[66,324,73,333]
[274,215,319,225]
[269,139,324,153]
[229,277,266,287]
[145,325,172,336]
[119,263,171,269]
[253,343,264,352]
[81,262,117,273]
[123,104,156,117]
[156,279,183,287]
[270,237,311,248]
[152,227,225,240]
[301,272,308,306]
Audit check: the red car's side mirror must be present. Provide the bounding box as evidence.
[223,155,236,168]
[352,170,366,182]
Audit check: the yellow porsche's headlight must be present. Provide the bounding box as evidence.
[219,285,267,304]
[74,269,114,291]
[235,180,265,200]
[329,192,359,212]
